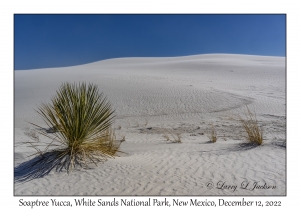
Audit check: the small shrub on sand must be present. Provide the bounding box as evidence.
[238,106,263,145]
[26,82,121,173]
[173,133,182,143]
[208,123,217,143]
[162,129,182,143]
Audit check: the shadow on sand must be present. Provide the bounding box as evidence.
[14,151,71,183]
[229,142,260,152]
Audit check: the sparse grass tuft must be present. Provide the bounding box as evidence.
[126,118,149,128]
[162,133,170,141]
[24,82,121,174]
[161,129,182,143]
[173,133,182,143]
[208,123,217,143]
[238,106,263,145]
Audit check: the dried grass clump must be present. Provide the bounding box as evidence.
[25,82,121,174]
[162,129,182,143]
[208,123,217,143]
[238,106,263,145]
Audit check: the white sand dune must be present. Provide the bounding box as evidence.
[14,54,286,195]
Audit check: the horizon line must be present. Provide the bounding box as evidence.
[14,52,286,71]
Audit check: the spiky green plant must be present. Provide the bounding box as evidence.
[27,82,120,174]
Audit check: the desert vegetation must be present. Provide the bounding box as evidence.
[238,106,263,145]
[207,123,217,143]
[161,128,182,143]
[25,82,121,174]
[127,118,148,128]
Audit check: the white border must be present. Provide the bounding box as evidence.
[2,0,296,209]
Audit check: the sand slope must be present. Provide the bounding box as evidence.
[14,54,286,195]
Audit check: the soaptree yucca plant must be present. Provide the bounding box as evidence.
[26,82,120,174]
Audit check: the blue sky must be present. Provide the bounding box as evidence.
[14,14,286,70]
